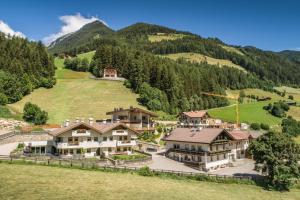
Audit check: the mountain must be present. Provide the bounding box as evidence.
[48,22,300,87]
[278,50,300,64]
[48,20,114,54]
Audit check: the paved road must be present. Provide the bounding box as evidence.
[147,152,200,173]
[209,159,260,176]
[0,142,18,155]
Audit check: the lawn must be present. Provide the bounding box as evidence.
[208,101,282,126]
[162,53,246,72]
[77,50,96,62]
[7,57,144,124]
[0,163,299,200]
[148,33,186,42]
[275,86,300,102]
[111,153,147,160]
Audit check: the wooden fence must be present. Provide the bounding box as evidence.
[0,155,263,182]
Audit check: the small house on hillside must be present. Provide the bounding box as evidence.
[103,67,117,78]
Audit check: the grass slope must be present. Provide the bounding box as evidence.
[148,33,186,42]
[0,163,299,200]
[8,57,143,124]
[220,45,244,56]
[162,53,246,72]
[208,101,282,126]
[77,50,96,62]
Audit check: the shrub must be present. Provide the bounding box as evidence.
[23,102,48,125]
[137,166,154,176]
[0,93,8,105]
[250,123,261,130]
[260,123,270,130]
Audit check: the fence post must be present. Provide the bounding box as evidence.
[70,160,73,167]
[59,160,61,166]
[10,157,12,163]
[47,159,50,165]
[81,162,84,168]
[35,158,37,164]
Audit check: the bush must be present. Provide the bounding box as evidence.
[137,166,154,176]
[0,93,8,105]
[23,102,48,125]
[250,123,261,130]
[260,123,270,130]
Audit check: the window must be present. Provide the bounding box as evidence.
[87,137,91,142]
[70,149,73,154]
[185,144,189,150]
[57,137,62,142]
[173,144,180,149]
[74,137,78,142]
[124,136,128,141]
[117,147,120,152]
[109,136,113,141]
[108,147,112,152]
[191,145,195,151]
[103,137,107,141]
[41,147,45,154]
[123,147,127,151]
[197,146,202,152]
[68,137,73,142]
[94,137,98,141]
[77,149,81,154]
[87,149,91,153]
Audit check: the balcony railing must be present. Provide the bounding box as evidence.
[72,130,91,137]
[117,140,136,146]
[168,148,206,155]
[112,130,128,136]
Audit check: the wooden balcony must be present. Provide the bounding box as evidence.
[168,148,205,155]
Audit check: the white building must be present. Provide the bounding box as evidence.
[163,128,253,171]
[23,119,139,158]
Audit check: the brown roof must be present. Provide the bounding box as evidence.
[106,107,158,117]
[228,130,250,140]
[182,110,208,118]
[50,122,139,137]
[163,128,234,144]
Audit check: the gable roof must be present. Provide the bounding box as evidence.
[50,122,139,137]
[228,130,250,140]
[106,107,158,117]
[182,110,209,118]
[163,128,234,144]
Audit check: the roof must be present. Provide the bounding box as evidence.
[228,130,250,140]
[163,128,234,144]
[50,122,139,137]
[248,131,264,139]
[106,107,158,117]
[182,110,208,118]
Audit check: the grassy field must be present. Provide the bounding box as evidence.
[148,33,186,42]
[220,45,244,56]
[208,101,282,126]
[7,57,144,124]
[162,53,246,72]
[208,88,300,126]
[0,163,299,200]
[275,86,300,101]
[77,50,95,62]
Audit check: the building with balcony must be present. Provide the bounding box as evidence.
[163,127,253,171]
[106,107,158,133]
[49,119,139,158]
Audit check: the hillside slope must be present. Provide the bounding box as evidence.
[48,20,114,54]
[8,55,144,124]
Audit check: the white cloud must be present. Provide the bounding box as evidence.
[43,13,107,45]
[0,20,26,38]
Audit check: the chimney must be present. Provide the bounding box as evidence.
[81,118,85,123]
[64,119,70,127]
[75,117,80,123]
[89,117,94,125]
[103,120,106,124]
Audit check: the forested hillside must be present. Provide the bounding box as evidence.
[49,21,300,114]
[48,21,114,54]
[0,33,55,104]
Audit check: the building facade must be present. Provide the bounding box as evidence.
[163,128,252,171]
[106,107,158,133]
[103,67,117,78]
[50,120,138,158]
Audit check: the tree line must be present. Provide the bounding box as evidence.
[88,45,269,114]
[0,33,56,105]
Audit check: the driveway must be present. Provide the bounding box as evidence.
[209,159,260,177]
[0,142,18,155]
[147,151,200,173]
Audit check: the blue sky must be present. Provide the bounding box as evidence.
[0,0,299,51]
